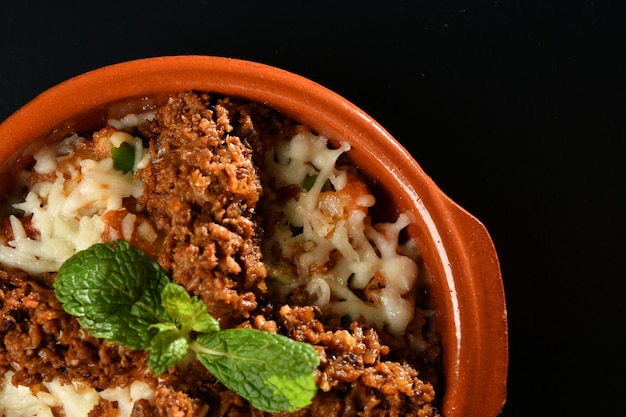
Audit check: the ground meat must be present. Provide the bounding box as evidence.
[0,91,441,417]
[0,269,150,390]
[235,306,439,417]
[134,92,441,416]
[136,92,297,327]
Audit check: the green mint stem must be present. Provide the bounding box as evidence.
[190,340,226,357]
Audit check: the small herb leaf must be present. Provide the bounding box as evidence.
[111,141,136,173]
[161,283,220,334]
[194,328,319,413]
[148,323,189,376]
[53,240,170,350]
[301,175,332,192]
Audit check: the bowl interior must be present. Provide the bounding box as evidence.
[0,56,508,417]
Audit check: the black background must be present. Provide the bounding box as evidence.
[2,1,625,416]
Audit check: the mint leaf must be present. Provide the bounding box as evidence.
[55,241,320,412]
[193,329,319,413]
[161,283,220,334]
[145,284,220,375]
[111,141,136,173]
[54,240,170,349]
[148,322,189,376]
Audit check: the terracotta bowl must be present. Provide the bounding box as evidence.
[0,56,508,416]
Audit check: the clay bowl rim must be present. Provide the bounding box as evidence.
[0,55,508,417]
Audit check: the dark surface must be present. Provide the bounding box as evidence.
[2,1,625,416]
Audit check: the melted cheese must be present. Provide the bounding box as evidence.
[265,131,419,336]
[0,129,154,415]
[0,132,147,275]
[0,372,155,417]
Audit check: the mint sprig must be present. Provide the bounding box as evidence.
[53,240,320,413]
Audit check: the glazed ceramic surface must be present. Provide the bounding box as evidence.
[0,56,508,417]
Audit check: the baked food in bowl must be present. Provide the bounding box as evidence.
[0,56,507,416]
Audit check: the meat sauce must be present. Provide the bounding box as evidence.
[0,92,442,416]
